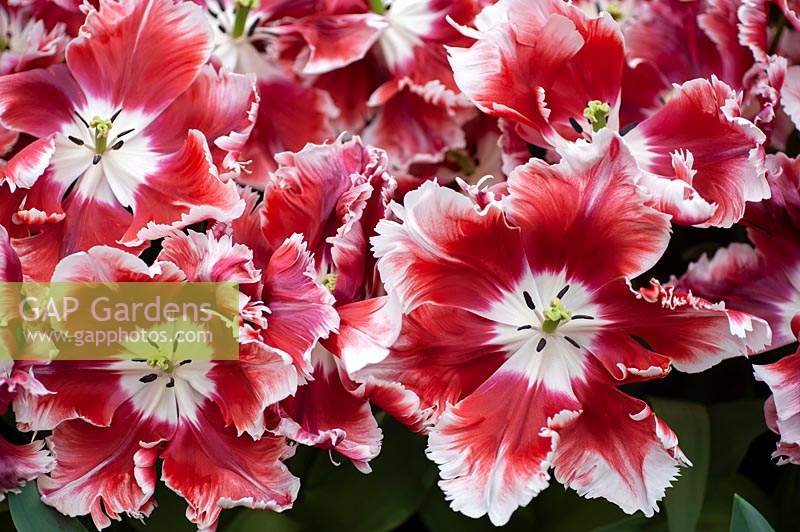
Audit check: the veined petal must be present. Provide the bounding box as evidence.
[275,346,382,473]
[427,348,582,526]
[552,377,689,517]
[161,403,298,531]
[0,64,85,137]
[125,130,244,245]
[505,129,671,283]
[625,77,768,228]
[66,0,213,119]
[38,403,169,529]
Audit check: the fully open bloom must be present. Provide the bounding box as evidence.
[0,0,257,280]
[12,228,338,529]
[447,0,769,227]
[359,131,770,525]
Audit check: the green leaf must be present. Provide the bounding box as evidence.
[286,418,436,532]
[699,475,776,532]
[8,482,88,532]
[530,486,632,532]
[649,398,710,532]
[730,494,775,532]
[708,401,766,476]
[225,510,302,532]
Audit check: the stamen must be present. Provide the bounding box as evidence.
[517,325,532,331]
[556,285,570,299]
[74,110,90,128]
[166,377,175,388]
[629,334,654,351]
[110,108,122,123]
[572,314,594,320]
[68,136,84,146]
[139,373,158,383]
[131,358,146,362]
[111,140,124,150]
[92,154,102,165]
[179,359,192,365]
[536,338,547,352]
[569,117,584,134]
[523,291,536,310]
[564,336,580,349]
[247,17,262,37]
[218,23,227,34]
[620,121,639,136]
[207,7,219,18]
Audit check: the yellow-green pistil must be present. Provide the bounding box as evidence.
[146,354,174,373]
[231,0,259,39]
[605,2,624,21]
[541,297,571,334]
[321,272,338,292]
[368,0,385,15]
[583,100,611,132]
[90,116,113,154]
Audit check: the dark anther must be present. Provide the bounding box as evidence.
[207,7,219,18]
[115,128,134,138]
[131,358,146,363]
[139,373,158,383]
[110,108,122,123]
[92,154,102,165]
[68,136,84,146]
[74,110,90,128]
[569,117,583,134]
[218,23,227,34]
[111,140,124,150]
[517,325,532,331]
[620,121,640,136]
[557,285,570,299]
[629,333,654,351]
[523,291,536,310]
[536,338,547,352]
[564,336,580,349]
[572,314,594,320]
[248,17,262,37]
[166,377,175,388]
[179,359,192,366]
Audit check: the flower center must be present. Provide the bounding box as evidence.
[146,354,174,373]
[70,109,134,164]
[583,100,611,132]
[541,297,571,333]
[321,272,338,292]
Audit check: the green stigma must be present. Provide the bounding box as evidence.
[605,2,624,21]
[90,116,113,153]
[368,0,386,14]
[0,35,8,52]
[322,273,338,292]
[231,0,260,38]
[147,354,173,373]
[541,298,571,334]
[583,100,611,132]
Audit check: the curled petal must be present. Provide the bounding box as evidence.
[161,404,298,531]
[625,77,768,227]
